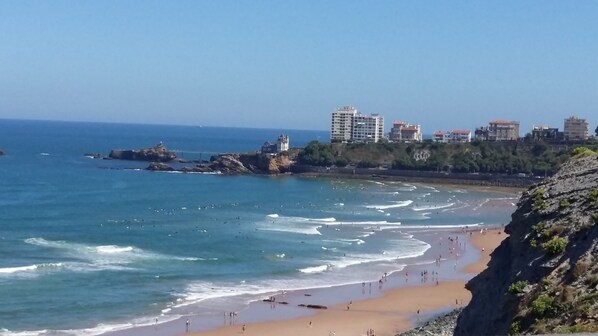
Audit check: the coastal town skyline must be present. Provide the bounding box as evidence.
[1,1,597,133]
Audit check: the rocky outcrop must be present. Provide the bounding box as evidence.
[146,162,174,171]
[109,143,177,162]
[143,153,292,175]
[0,149,4,156]
[209,154,254,174]
[455,154,598,335]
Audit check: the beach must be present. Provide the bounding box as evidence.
[167,228,507,336]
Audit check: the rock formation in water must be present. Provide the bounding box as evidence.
[0,148,4,156]
[109,143,177,162]
[144,153,292,175]
[455,153,598,335]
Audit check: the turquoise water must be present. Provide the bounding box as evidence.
[0,120,515,335]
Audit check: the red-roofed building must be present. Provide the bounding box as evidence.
[389,121,422,142]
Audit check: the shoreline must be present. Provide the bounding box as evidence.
[104,227,506,336]
[181,228,506,336]
[292,170,532,191]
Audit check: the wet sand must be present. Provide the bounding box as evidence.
[179,228,507,336]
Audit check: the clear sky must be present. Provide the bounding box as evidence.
[1,1,597,133]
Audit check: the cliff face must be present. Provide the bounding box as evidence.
[199,153,291,174]
[455,155,598,335]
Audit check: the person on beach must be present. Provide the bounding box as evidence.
[185,319,190,332]
[242,324,246,333]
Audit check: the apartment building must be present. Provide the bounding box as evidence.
[531,125,563,141]
[330,106,357,143]
[433,130,471,143]
[485,120,520,141]
[330,106,384,143]
[352,113,384,143]
[564,116,588,141]
[389,121,422,142]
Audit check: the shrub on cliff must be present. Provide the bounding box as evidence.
[508,280,529,295]
[571,146,597,157]
[531,294,555,316]
[542,236,567,256]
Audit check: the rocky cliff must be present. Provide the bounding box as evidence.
[455,154,598,335]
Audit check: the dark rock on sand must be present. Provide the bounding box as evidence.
[298,304,327,309]
[397,308,461,336]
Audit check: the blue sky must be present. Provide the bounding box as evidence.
[1,1,596,133]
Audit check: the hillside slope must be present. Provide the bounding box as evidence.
[455,154,598,335]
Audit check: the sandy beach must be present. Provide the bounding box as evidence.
[180,228,507,336]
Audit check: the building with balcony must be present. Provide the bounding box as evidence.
[564,116,588,141]
[531,125,563,141]
[330,106,357,143]
[433,130,471,143]
[330,106,384,143]
[389,121,422,142]
[352,113,384,143]
[477,120,519,141]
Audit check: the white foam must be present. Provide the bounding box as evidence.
[0,263,65,276]
[298,264,330,274]
[267,214,279,218]
[310,217,336,222]
[0,265,38,274]
[412,203,455,211]
[327,220,401,226]
[96,245,134,254]
[24,238,204,269]
[365,200,413,210]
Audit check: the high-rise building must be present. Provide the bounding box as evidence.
[330,106,357,143]
[564,116,588,141]
[352,113,384,143]
[330,106,384,143]
[389,121,422,142]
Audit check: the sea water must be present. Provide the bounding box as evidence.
[0,119,516,335]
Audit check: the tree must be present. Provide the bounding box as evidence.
[595,125,598,136]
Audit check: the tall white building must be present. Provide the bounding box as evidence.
[330,106,357,143]
[564,116,588,141]
[352,113,384,143]
[330,106,385,143]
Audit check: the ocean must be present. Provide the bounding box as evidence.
[0,119,516,335]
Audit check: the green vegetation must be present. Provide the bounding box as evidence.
[590,189,598,205]
[508,320,521,335]
[530,239,538,248]
[508,280,529,294]
[542,236,567,256]
[532,294,555,316]
[559,199,570,208]
[571,146,597,157]
[298,141,335,166]
[296,141,572,175]
[558,324,598,333]
[532,188,548,212]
